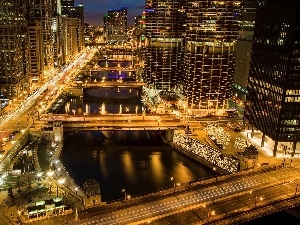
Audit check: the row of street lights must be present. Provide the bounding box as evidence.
[121,177,181,202]
[46,169,65,197]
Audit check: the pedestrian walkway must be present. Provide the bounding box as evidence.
[186,123,300,170]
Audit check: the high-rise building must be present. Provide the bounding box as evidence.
[62,17,81,62]
[103,14,108,41]
[134,12,146,47]
[107,7,128,42]
[61,0,74,15]
[245,0,300,156]
[233,0,258,100]
[184,1,241,109]
[143,0,186,90]
[59,1,85,63]
[52,0,61,16]
[240,0,257,36]
[27,21,44,84]
[75,3,85,53]
[0,0,29,99]
[27,0,54,72]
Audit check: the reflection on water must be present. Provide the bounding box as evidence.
[61,131,215,202]
[59,97,143,115]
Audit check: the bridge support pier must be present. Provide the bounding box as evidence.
[53,121,63,143]
[261,133,265,147]
[292,141,297,157]
[166,129,174,143]
[273,141,278,157]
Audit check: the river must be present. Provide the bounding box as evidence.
[60,130,215,202]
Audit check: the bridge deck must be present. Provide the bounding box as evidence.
[41,114,189,130]
[73,166,300,225]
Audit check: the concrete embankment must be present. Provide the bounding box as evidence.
[165,131,240,174]
[170,142,229,175]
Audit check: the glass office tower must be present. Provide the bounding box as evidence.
[245,0,300,156]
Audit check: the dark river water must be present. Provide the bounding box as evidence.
[57,88,300,223]
[58,88,143,115]
[60,130,215,202]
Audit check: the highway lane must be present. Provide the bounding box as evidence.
[0,47,97,130]
[73,167,300,225]
[0,47,98,170]
[153,182,297,225]
[0,48,97,130]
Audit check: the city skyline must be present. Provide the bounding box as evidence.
[1,0,300,224]
[74,0,144,26]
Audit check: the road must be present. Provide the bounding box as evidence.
[72,167,300,225]
[0,48,97,130]
[0,47,98,170]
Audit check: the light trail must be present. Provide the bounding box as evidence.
[0,47,97,129]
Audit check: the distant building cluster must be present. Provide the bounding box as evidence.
[1,0,300,155]
[0,0,85,99]
[139,0,300,153]
[141,0,255,109]
[103,7,128,43]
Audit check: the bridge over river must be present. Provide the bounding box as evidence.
[74,166,300,225]
[40,114,195,130]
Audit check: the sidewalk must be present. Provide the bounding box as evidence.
[187,124,300,170]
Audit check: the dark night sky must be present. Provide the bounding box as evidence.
[74,0,145,26]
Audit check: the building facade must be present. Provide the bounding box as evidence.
[27,21,44,84]
[107,7,128,42]
[245,0,300,156]
[184,1,241,109]
[233,0,258,100]
[27,0,54,71]
[61,0,74,15]
[0,0,29,99]
[143,0,186,91]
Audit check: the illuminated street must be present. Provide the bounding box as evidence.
[71,167,300,225]
[1,1,300,224]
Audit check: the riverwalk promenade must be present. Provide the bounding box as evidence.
[1,120,300,224]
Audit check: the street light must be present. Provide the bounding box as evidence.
[213,167,218,181]
[36,172,43,187]
[47,169,54,194]
[207,209,216,222]
[57,176,65,197]
[122,188,127,201]
[170,176,175,189]
[234,93,237,109]
[254,195,263,207]
[295,183,299,196]
[17,210,21,221]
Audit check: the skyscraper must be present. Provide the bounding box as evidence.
[0,0,29,99]
[233,0,258,100]
[61,0,74,15]
[143,0,186,90]
[27,0,54,71]
[184,1,241,109]
[245,0,300,156]
[103,14,108,41]
[107,7,128,42]
[59,1,85,63]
